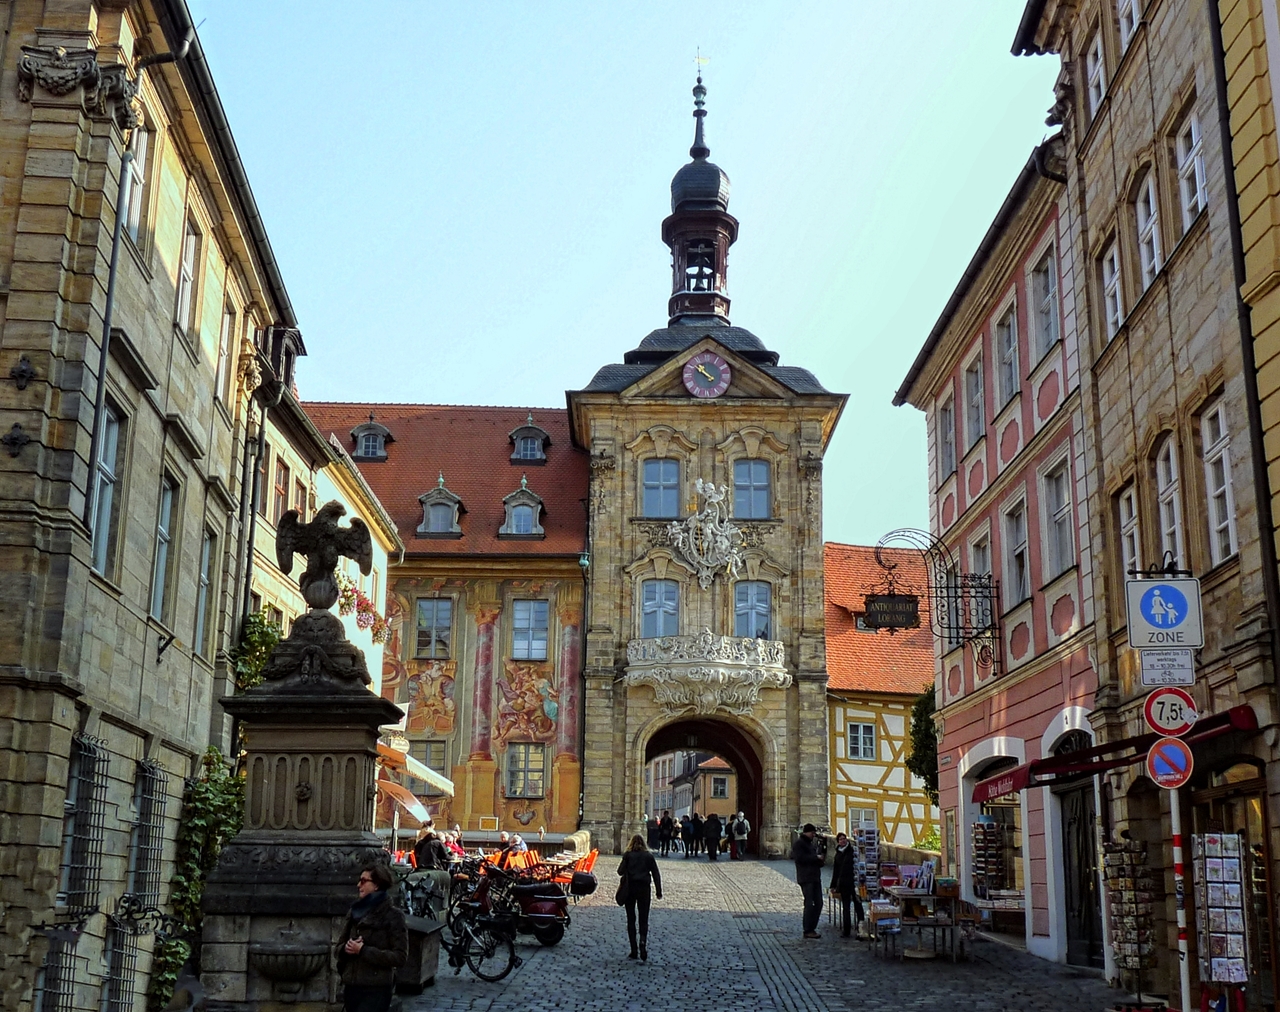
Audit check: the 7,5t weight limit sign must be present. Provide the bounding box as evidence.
[1143,686,1198,737]
[1126,578,1204,650]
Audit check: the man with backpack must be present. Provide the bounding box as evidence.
[729,812,750,860]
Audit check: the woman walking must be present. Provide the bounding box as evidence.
[617,834,663,961]
[335,863,408,1012]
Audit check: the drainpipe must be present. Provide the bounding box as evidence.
[84,30,194,533]
[239,378,284,630]
[1207,0,1280,670]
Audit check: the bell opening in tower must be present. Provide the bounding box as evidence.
[685,239,716,292]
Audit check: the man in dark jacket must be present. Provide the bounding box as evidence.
[790,823,826,938]
[703,813,723,861]
[658,811,674,856]
[413,830,450,871]
[680,815,694,857]
[690,813,704,856]
[829,831,863,938]
[336,863,408,1012]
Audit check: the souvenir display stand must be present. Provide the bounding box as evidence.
[1193,833,1249,1008]
[870,862,965,962]
[1103,839,1161,1009]
[971,819,1024,916]
[855,826,881,901]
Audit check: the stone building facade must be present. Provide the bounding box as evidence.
[566,80,846,857]
[0,3,308,1010]
[1012,0,1280,1002]
[302,402,589,839]
[897,147,1105,966]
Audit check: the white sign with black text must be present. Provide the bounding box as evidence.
[1140,648,1196,686]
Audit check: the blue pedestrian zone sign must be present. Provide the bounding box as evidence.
[1126,578,1204,649]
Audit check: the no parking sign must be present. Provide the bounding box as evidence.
[1146,736,1194,790]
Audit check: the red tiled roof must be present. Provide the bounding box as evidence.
[302,402,588,557]
[698,756,733,771]
[824,542,934,696]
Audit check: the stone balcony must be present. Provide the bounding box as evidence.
[624,629,791,716]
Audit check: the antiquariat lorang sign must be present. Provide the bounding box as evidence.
[863,594,920,630]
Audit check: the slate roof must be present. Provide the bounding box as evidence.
[825,542,934,697]
[579,325,829,395]
[301,402,588,558]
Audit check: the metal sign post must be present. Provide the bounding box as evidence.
[1147,737,1194,1012]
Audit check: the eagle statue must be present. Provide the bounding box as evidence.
[275,500,373,610]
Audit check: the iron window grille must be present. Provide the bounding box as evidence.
[35,938,75,1012]
[60,734,108,915]
[103,922,140,1012]
[127,760,168,907]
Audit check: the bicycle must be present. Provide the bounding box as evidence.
[442,903,522,981]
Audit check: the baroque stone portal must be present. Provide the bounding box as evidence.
[625,629,791,715]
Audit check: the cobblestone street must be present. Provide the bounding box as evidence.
[409,857,1120,1012]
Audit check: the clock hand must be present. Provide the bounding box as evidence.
[696,364,716,381]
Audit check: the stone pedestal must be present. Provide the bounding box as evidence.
[201,611,403,1012]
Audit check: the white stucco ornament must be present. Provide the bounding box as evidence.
[625,629,791,716]
[667,478,744,589]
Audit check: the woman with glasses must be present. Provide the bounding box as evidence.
[335,863,408,1012]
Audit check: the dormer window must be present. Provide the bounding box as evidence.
[350,415,392,461]
[417,472,463,538]
[499,475,545,539]
[508,414,550,465]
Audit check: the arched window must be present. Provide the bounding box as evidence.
[515,436,541,460]
[427,503,453,533]
[512,504,535,535]
[734,582,771,638]
[360,431,383,458]
[641,580,679,638]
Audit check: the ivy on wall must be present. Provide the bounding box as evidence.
[905,687,939,805]
[146,748,244,1011]
[230,611,281,691]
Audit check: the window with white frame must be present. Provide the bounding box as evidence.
[1201,399,1238,564]
[215,305,234,403]
[733,459,772,519]
[1118,0,1141,49]
[1118,484,1141,577]
[415,598,452,658]
[964,356,984,450]
[847,722,876,761]
[938,398,957,479]
[971,534,993,630]
[1086,31,1107,117]
[1044,461,1075,578]
[512,599,549,660]
[1004,499,1030,605]
[174,219,200,334]
[1176,110,1206,231]
[711,776,728,798]
[194,529,215,658]
[150,476,177,622]
[124,128,149,242]
[1032,249,1059,359]
[511,503,535,535]
[514,435,542,460]
[942,564,964,649]
[997,308,1018,407]
[1102,242,1123,338]
[1155,436,1185,569]
[1136,174,1162,288]
[427,503,453,533]
[642,458,680,517]
[360,432,383,458]
[734,581,771,638]
[641,579,679,638]
[91,403,124,575]
[506,743,546,798]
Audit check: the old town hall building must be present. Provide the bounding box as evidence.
[310,78,845,856]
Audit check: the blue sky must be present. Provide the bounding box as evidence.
[186,2,1059,546]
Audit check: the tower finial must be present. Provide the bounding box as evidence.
[691,51,710,160]
[437,470,445,488]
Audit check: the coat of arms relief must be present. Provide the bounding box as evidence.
[667,478,744,589]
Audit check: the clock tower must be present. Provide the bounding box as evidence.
[567,79,846,856]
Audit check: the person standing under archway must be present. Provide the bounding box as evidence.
[617,835,663,961]
[703,812,723,861]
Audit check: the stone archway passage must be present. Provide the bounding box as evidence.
[646,718,764,856]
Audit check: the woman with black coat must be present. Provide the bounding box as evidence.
[829,832,864,938]
[617,834,663,961]
[335,863,408,1012]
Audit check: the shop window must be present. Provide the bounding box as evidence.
[641,579,679,638]
[733,459,771,519]
[506,743,546,798]
[512,600,549,660]
[415,599,452,658]
[847,722,876,761]
[643,458,680,517]
[974,792,1023,895]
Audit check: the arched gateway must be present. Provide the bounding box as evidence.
[566,78,846,856]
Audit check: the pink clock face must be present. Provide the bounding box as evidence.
[683,352,732,399]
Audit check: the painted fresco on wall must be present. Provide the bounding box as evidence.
[381,592,410,703]
[494,660,558,746]
[405,659,457,733]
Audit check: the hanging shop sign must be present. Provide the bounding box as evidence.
[1140,647,1195,686]
[863,594,920,630]
[1125,578,1204,649]
[1145,736,1195,790]
[1143,686,1198,737]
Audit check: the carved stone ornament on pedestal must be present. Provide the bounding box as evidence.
[667,479,744,589]
[201,499,404,1012]
[624,629,791,716]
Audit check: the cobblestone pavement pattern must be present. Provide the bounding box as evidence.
[407,857,1119,1012]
